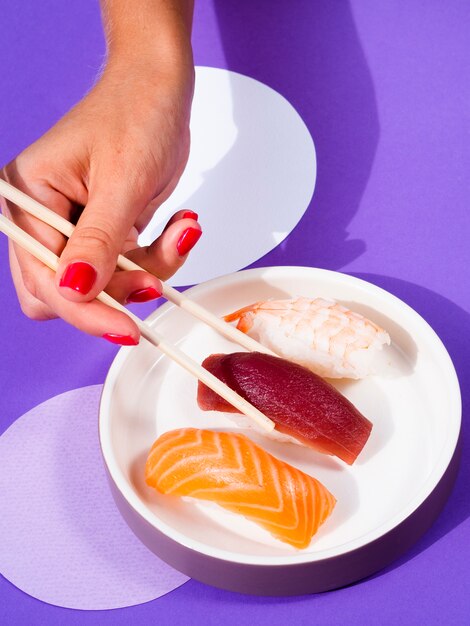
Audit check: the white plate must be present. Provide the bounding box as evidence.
[99,267,461,595]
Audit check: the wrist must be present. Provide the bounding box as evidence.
[101,49,194,115]
[104,30,194,103]
[103,2,193,77]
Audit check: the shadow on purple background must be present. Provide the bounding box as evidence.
[212,0,378,270]
[168,272,470,604]
[354,274,468,571]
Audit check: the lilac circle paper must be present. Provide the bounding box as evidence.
[0,385,188,610]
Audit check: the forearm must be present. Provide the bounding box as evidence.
[100,0,194,72]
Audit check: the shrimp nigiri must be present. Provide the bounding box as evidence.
[224,297,390,379]
[145,428,336,549]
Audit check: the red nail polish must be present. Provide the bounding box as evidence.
[182,211,199,221]
[177,227,202,256]
[102,334,139,346]
[163,211,199,233]
[60,262,96,295]
[126,286,161,304]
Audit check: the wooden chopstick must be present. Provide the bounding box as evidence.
[0,179,276,356]
[0,212,275,432]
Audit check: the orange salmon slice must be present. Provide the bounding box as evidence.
[145,428,336,549]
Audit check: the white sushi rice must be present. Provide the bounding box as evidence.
[220,412,305,446]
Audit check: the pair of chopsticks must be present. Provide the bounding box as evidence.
[0,178,276,432]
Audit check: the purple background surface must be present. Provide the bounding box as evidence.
[1,1,469,624]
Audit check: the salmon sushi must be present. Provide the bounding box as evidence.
[145,428,336,549]
[198,352,373,465]
[224,297,390,379]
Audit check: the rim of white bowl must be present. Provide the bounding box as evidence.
[99,267,462,566]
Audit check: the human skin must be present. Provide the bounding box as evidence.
[1,0,198,345]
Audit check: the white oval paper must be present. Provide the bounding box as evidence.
[140,66,316,285]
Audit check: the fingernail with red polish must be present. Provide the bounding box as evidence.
[177,227,202,256]
[126,286,162,304]
[60,262,96,295]
[102,333,139,346]
[181,211,198,221]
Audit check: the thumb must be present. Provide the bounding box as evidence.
[56,186,140,302]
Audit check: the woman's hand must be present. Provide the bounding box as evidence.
[1,1,199,346]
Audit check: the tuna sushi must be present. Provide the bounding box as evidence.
[224,297,390,379]
[145,428,336,549]
[198,352,373,465]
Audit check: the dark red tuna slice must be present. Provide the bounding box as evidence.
[197,352,373,465]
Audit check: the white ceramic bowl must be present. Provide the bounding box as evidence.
[99,267,461,595]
